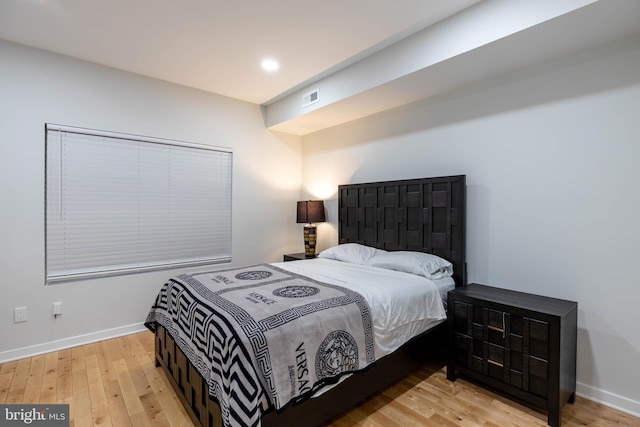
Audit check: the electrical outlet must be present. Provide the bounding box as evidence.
[52,301,63,316]
[14,307,27,323]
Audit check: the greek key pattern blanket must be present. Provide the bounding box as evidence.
[145,264,374,427]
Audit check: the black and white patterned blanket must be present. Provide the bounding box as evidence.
[145,264,374,427]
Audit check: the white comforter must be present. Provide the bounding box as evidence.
[273,258,450,358]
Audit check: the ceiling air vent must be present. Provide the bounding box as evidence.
[302,89,319,107]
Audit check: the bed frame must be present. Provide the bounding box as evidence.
[153,175,466,427]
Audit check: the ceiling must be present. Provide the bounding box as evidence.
[0,0,480,105]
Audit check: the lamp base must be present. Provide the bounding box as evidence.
[303,225,318,258]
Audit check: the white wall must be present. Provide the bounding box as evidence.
[302,36,640,416]
[0,40,302,359]
[2,30,639,418]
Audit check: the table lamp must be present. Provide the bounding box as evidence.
[296,200,326,258]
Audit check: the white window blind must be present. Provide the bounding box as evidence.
[45,124,232,284]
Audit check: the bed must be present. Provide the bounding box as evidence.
[145,175,466,427]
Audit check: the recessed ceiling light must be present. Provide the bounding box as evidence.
[261,59,279,72]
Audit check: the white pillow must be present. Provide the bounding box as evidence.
[366,251,453,280]
[318,243,386,265]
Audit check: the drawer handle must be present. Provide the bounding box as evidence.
[488,359,504,368]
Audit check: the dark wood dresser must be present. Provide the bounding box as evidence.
[447,284,577,427]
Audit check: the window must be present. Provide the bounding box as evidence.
[45,124,232,284]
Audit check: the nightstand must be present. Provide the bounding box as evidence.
[447,284,577,427]
[283,252,310,262]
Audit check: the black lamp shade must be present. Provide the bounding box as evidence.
[296,200,326,224]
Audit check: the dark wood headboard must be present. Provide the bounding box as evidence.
[338,175,466,286]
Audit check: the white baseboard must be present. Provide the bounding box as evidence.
[577,381,640,419]
[0,323,148,363]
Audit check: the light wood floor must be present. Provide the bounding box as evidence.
[1,331,638,427]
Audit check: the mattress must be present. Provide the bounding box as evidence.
[272,258,449,358]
